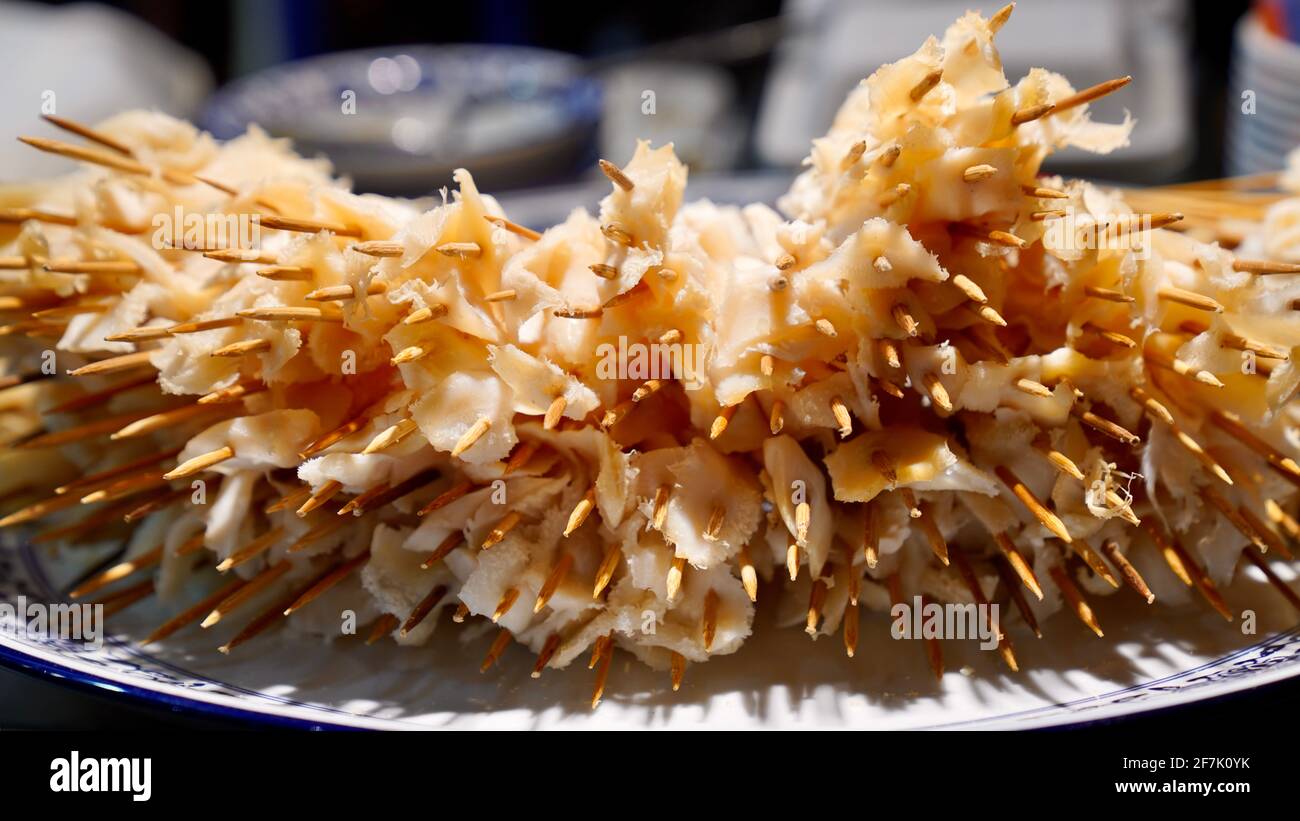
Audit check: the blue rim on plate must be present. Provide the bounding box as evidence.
[6,512,1300,731]
[6,609,1300,730]
[0,539,361,730]
[0,642,349,730]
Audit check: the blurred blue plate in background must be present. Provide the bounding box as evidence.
[202,45,602,196]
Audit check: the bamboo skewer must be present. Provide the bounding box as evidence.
[532,634,561,678]
[420,532,465,569]
[18,135,200,187]
[94,579,155,619]
[258,214,362,237]
[534,552,573,613]
[483,214,541,241]
[123,486,192,523]
[1169,538,1233,622]
[55,449,180,497]
[237,306,344,323]
[209,249,278,264]
[305,282,387,302]
[1047,75,1132,116]
[1240,506,1293,560]
[995,465,1072,542]
[217,527,285,572]
[67,350,156,377]
[590,634,613,708]
[451,417,491,457]
[908,69,944,103]
[41,113,133,155]
[1199,485,1270,555]
[1100,540,1155,604]
[367,614,400,645]
[351,240,404,257]
[164,446,235,480]
[995,556,1041,638]
[417,479,476,517]
[1050,564,1104,637]
[915,503,949,565]
[1140,519,1193,587]
[142,577,247,645]
[598,159,635,191]
[347,468,439,517]
[1242,549,1300,611]
[592,544,622,599]
[18,408,157,451]
[481,511,522,549]
[950,547,1017,672]
[69,545,163,599]
[991,530,1043,600]
[200,560,291,628]
[1083,284,1134,303]
[480,628,512,671]
[218,583,311,654]
[402,584,450,636]
[284,551,371,616]
[0,207,76,226]
[1210,410,1300,487]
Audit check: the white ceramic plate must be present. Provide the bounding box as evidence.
[4,178,1300,729]
[4,530,1300,729]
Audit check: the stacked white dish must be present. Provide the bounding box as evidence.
[1229,12,1300,175]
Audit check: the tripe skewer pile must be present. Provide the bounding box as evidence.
[3,6,1300,707]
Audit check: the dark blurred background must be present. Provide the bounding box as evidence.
[0,0,1271,200]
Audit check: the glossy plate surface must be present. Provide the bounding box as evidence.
[4,525,1300,730]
